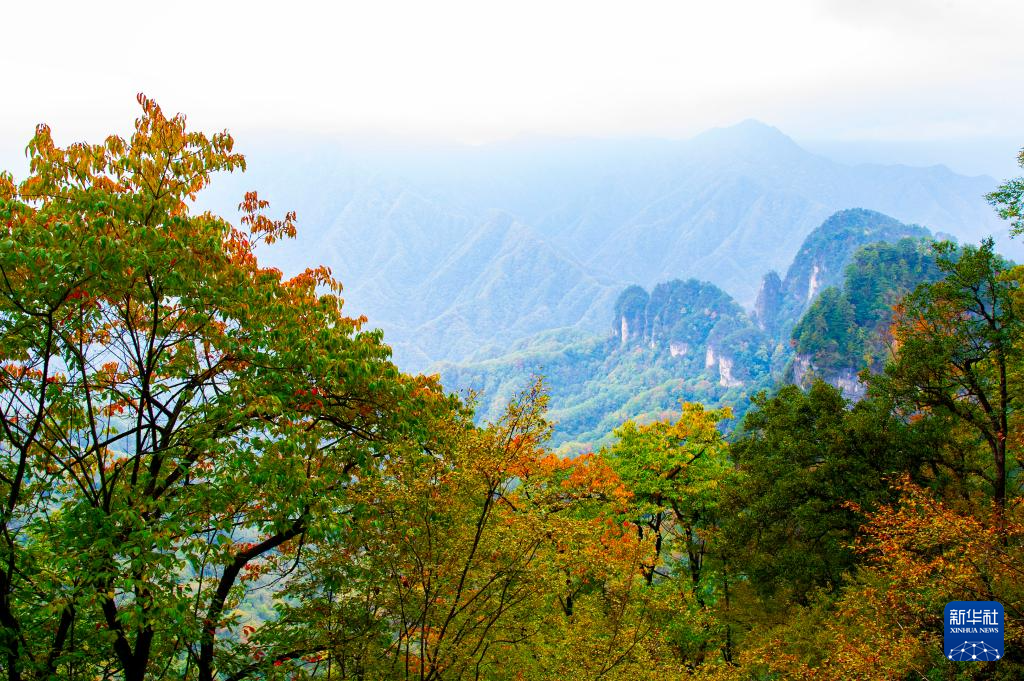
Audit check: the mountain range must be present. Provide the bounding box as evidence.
[200,120,1014,371]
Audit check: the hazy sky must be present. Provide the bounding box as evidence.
[3,0,1024,176]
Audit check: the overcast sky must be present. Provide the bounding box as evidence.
[3,0,1023,176]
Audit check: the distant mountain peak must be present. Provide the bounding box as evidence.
[761,209,933,339]
[690,119,803,154]
[811,208,924,241]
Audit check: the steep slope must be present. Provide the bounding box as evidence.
[441,278,773,453]
[752,208,931,341]
[402,215,621,366]
[790,238,944,398]
[441,209,944,451]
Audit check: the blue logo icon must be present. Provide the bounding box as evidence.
[944,601,1004,661]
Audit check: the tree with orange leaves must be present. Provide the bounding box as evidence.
[284,382,675,680]
[0,96,456,681]
[870,239,1022,514]
[711,478,1024,679]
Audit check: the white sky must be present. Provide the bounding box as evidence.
[3,0,1024,174]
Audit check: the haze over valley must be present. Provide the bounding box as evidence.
[200,120,1014,375]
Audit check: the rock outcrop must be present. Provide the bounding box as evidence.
[612,279,770,389]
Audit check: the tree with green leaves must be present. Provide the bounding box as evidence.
[987,146,1024,236]
[0,95,454,681]
[604,404,732,593]
[602,404,736,665]
[870,239,1022,513]
[721,381,930,604]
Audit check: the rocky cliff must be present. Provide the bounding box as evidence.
[612,279,770,388]
[753,208,932,343]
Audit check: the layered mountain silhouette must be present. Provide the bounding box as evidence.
[201,120,1011,370]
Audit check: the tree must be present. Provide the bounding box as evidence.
[284,382,666,681]
[603,403,736,665]
[870,239,1022,513]
[0,95,450,680]
[721,382,929,603]
[987,146,1024,236]
[604,404,732,592]
[721,478,1024,679]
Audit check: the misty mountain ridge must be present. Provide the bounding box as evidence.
[199,119,1013,371]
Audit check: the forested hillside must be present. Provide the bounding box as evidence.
[441,209,947,451]
[790,238,946,396]
[2,99,1022,681]
[751,208,932,339]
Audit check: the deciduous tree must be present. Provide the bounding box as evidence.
[0,95,449,681]
[871,240,1022,513]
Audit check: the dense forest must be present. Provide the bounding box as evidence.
[1,97,1022,680]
